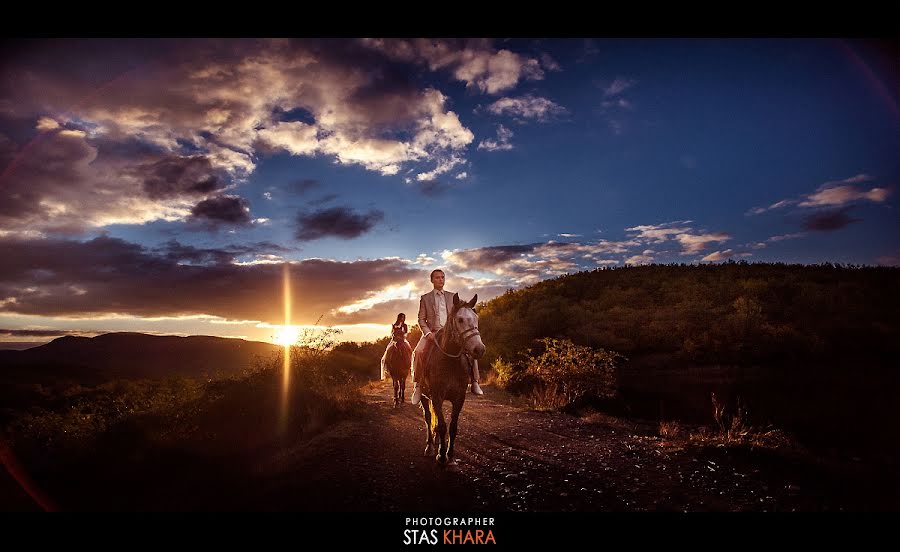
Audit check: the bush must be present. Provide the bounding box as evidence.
[494,338,625,409]
[525,338,623,406]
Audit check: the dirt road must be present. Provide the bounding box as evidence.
[231,381,886,512]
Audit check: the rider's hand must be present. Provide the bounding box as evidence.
[426,332,435,342]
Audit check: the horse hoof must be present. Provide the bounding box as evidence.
[424,445,434,456]
[435,454,447,465]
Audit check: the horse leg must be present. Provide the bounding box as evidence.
[434,397,448,464]
[421,396,434,456]
[448,396,464,459]
[392,376,400,407]
[399,376,406,403]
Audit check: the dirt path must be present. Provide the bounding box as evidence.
[230,381,888,512]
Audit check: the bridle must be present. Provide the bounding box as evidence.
[432,307,480,360]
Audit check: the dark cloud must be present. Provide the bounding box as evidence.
[0,128,242,234]
[329,280,512,325]
[802,207,861,232]
[329,298,420,325]
[139,155,226,199]
[0,235,419,325]
[1,39,477,234]
[447,244,538,269]
[295,206,384,241]
[155,240,291,265]
[0,39,478,235]
[0,128,95,225]
[0,328,86,337]
[416,180,451,197]
[189,195,252,226]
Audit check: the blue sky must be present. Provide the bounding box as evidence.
[0,38,896,345]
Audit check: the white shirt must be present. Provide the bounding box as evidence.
[435,289,447,328]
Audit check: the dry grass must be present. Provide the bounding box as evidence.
[652,393,796,452]
[529,383,567,411]
[658,420,683,439]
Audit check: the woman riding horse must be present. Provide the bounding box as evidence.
[382,313,412,405]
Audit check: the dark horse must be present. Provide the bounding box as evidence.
[417,293,485,464]
[386,331,411,407]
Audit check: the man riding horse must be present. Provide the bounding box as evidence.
[411,269,483,405]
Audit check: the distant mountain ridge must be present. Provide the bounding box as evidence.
[0,332,281,384]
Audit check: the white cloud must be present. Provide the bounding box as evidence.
[625,221,693,242]
[35,117,60,130]
[486,95,568,121]
[700,249,734,262]
[676,232,731,255]
[748,174,889,215]
[799,184,890,207]
[362,38,544,95]
[477,125,514,152]
[625,250,654,265]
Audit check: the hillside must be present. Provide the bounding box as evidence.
[0,332,281,385]
[476,262,900,457]
[478,261,900,368]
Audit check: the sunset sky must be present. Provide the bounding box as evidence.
[1,38,897,346]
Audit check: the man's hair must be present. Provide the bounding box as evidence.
[430,269,445,282]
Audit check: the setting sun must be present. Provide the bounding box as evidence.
[273,325,300,346]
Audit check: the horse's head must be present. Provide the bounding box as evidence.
[449,293,485,360]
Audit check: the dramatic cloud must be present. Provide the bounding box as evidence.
[441,238,639,285]
[329,297,419,325]
[1,39,480,234]
[139,155,227,199]
[626,221,729,255]
[478,125,514,151]
[485,95,568,121]
[747,174,890,215]
[154,240,291,266]
[443,244,537,270]
[0,235,419,326]
[189,195,252,226]
[295,206,384,241]
[362,38,544,94]
[802,207,861,232]
[0,129,199,234]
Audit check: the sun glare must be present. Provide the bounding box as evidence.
[274,325,300,346]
